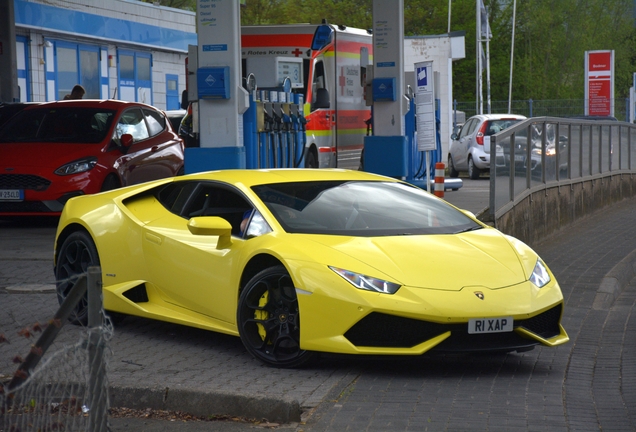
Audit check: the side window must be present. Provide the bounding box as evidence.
[156,181,199,215]
[311,60,329,111]
[459,119,475,139]
[185,184,253,236]
[115,108,149,142]
[143,108,165,137]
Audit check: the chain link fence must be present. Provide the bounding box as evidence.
[1,268,111,432]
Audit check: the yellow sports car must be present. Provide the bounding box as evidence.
[54,169,569,367]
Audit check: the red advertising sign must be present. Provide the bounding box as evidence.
[585,51,614,116]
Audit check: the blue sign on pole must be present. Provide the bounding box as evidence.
[416,66,428,87]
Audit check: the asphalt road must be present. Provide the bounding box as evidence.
[1,178,635,431]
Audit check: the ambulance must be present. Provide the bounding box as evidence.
[241,22,373,169]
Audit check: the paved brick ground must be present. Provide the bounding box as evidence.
[300,197,636,431]
[1,192,634,431]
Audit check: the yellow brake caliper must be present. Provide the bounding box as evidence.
[255,290,269,342]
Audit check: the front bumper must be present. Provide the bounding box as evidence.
[295,266,569,355]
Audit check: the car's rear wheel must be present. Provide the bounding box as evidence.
[55,231,99,325]
[55,231,124,326]
[237,266,315,368]
[468,156,481,179]
[448,155,459,178]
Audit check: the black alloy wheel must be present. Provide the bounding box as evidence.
[237,266,315,368]
[55,231,100,325]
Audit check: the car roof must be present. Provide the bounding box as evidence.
[0,102,41,126]
[24,99,159,111]
[165,109,187,117]
[178,168,401,189]
[469,114,527,121]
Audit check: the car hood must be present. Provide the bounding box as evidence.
[0,142,105,170]
[299,228,529,291]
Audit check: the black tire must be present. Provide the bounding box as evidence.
[237,266,315,368]
[101,175,120,192]
[468,156,481,180]
[55,231,100,325]
[55,231,125,326]
[448,155,459,178]
[305,149,318,169]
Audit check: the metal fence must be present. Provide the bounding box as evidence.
[454,98,632,122]
[1,267,110,432]
[488,116,636,224]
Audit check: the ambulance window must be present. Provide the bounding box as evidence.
[313,60,326,90]
[311,60,329,111]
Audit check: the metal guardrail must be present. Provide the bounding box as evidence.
[489,117,636,224]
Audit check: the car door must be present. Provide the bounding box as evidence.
[452,118,478,169]
[141,181,253,324]
[114,107,182,185]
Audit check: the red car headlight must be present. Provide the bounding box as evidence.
[55,157,98,175]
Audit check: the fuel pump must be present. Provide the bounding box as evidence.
[242,76,307,169]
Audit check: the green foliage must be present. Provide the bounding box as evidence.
[172,0,636,104]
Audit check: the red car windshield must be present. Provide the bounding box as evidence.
[0,107,115,144]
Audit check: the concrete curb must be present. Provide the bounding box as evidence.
[593,249,636,310]
[4,284,56,293]
[109,386,302,423]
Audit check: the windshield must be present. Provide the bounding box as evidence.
[252,181,481,236]
[0,107,115,144]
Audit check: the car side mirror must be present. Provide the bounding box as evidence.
[119,133,133,154]
[187,216,232,249]
[450,133,458,140]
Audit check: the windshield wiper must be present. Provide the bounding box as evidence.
[455,225,483,234]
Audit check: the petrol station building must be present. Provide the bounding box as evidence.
[8,0,464,160]
[12,0,196,110]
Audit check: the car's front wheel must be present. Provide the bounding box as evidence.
[448,154,459,178]
[304,149,318,169]
[237,266,315,368]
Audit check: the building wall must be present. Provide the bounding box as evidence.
[14,0,196,109]
[404,32,465,161]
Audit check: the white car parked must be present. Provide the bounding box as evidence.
[448,114,527,179]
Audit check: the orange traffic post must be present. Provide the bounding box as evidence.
[434,162,445,198]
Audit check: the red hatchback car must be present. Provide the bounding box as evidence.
[0,99,184,216]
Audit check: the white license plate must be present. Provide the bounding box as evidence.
[514,155,525,162]
[468,317,513,334]
[0,189,24,201]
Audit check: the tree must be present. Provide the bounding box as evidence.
[170,0,636,104]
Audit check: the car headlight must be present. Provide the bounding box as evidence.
[529,259,550,288]
[55,157,98,176]
[330,267,401,294]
